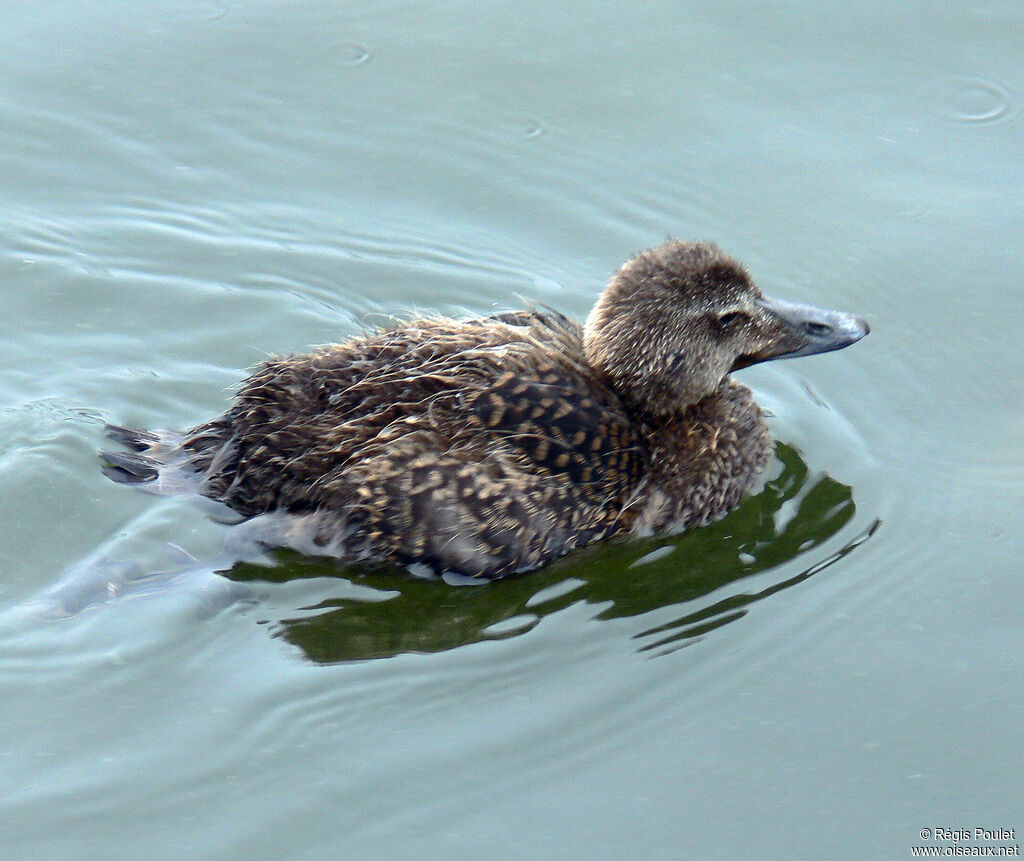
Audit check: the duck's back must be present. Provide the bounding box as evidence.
[123,312,646,578]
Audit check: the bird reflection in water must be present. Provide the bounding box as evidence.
[223,443,879,663]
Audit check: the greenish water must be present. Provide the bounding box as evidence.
[2,2,1022,859]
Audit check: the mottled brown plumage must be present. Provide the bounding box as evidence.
[102,241,868,579]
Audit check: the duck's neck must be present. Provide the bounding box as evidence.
[625,379,772,535]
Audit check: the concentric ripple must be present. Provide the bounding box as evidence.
[929,75,1017,125]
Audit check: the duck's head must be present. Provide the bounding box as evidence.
[583,241,869,416]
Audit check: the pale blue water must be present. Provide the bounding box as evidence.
[1,2,1022,859]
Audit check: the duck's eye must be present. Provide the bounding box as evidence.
[716,311,748,329]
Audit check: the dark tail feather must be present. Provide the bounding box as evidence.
[100,450,159,484]
[105,423,160,452]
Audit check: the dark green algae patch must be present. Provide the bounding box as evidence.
[223,443,877,664]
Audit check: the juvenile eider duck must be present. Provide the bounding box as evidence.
[103,241,869,579]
